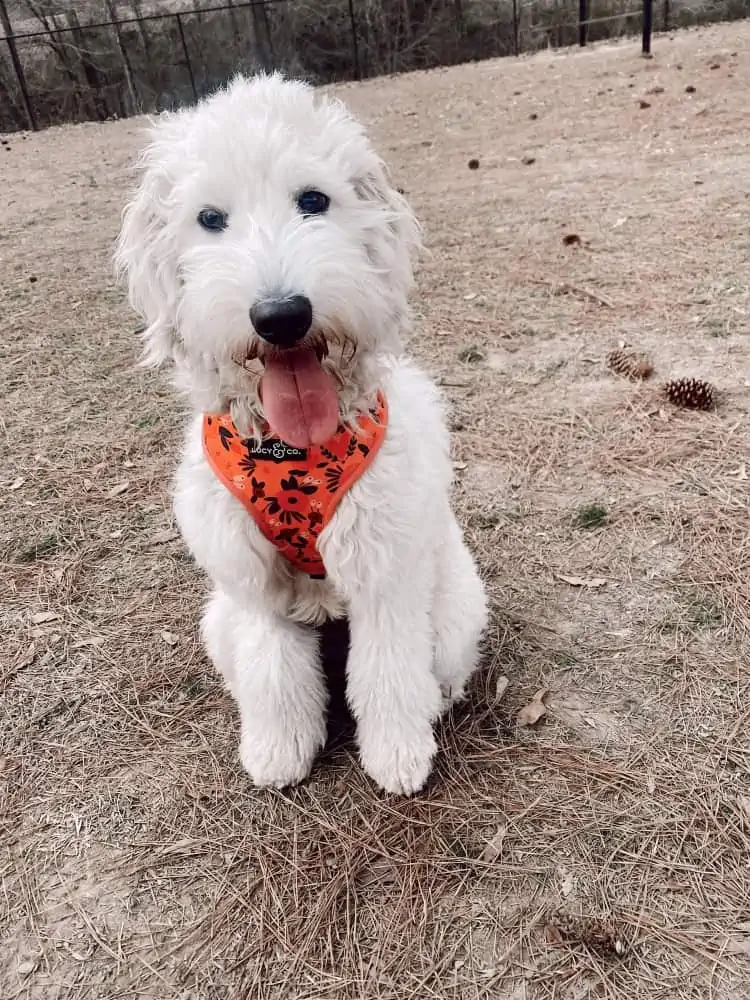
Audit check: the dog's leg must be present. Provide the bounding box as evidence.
[432,512,489,710]
[339,573,443,796]
[202,588,240,697]
[201,589,328,788]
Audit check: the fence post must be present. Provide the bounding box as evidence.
[511,0,519,56]
[0,0,36,130]
[251,0,273,71]
[176,13,197,101]
[642,0,653,54]
[106,0,138,116]
[663,0,670,30]
[347,0,360,80]
[578,0,588,46]
[66,9,108,119]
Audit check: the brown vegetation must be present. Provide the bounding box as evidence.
[1,0,750,131]
[2,22,750,1000]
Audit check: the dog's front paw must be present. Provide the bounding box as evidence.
[359,725,437,796]
[239,728,321,790]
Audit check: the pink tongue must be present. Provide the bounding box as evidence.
[260,348,340,448]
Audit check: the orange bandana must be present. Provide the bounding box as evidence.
[202,395,388,578]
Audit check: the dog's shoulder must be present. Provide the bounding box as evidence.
[381,355,447,428]
[376,355,451,482]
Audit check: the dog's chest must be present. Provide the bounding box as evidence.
[202,396,387,581]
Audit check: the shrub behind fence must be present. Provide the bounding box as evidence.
[1,0,749,132]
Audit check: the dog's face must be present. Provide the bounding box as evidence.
[116,74,419,444]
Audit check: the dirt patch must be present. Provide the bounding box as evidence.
[2,24,750,1000]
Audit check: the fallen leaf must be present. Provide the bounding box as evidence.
[725,936,750,956]
[518,701,547,726]
[62,943,91,962]
[30,611,60,625]
[108,482,130,498]
[83,478,93,492]
[738,795,750,823]
[149,529,179,545]
[729,463,747,480]
[556,574,608,588]
[517,688,548,726]
[560,870,575,897]
[495,675,509,702]
[10,477,25,490]
[359,858,400,888]
[72,636,105,649]
[160,630,178,647]
[16,643,36,668]
[546,922,565,946]
[480,826,506,862]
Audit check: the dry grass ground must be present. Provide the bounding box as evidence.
[2,22,750,1000]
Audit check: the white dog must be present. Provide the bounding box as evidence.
[116,74,488,795]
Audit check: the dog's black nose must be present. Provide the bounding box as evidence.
[250,295,313,347]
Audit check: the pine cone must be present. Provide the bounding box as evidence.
[606,348,653,380]
[548,911,626,957]
[663,377,715,411]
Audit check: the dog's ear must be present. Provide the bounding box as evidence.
[353,162,422,286]
[354,163,421,252]
[114,122,182,368]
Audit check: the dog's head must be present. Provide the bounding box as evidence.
[115,73,419,445]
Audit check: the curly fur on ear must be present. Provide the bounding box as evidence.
[114,117,184,368]
[353,161,422,302]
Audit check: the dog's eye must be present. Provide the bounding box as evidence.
[296,190,330,216]
[197,208,228,232]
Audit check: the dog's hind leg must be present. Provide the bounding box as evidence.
[201,589,328,788]
[431,512,488,710]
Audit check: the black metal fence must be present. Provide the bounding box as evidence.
[0,0,734,132]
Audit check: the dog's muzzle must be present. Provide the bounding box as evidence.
[250,295,313,348]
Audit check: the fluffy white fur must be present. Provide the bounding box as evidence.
[116,74,488,795]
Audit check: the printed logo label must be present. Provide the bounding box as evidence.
[244,438,308,463]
